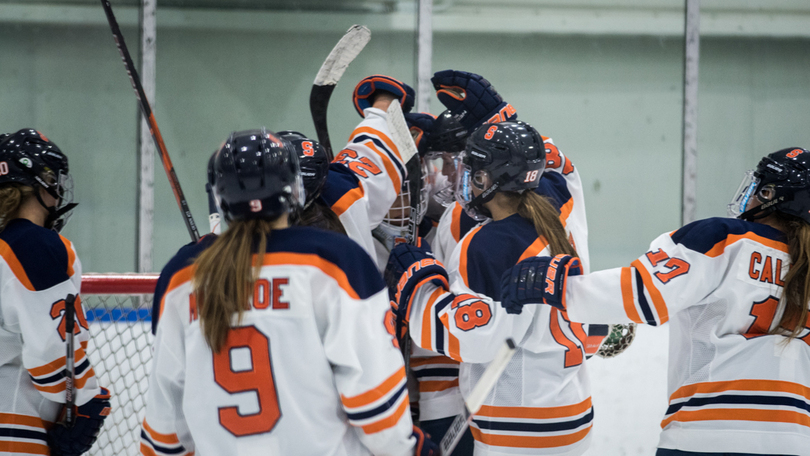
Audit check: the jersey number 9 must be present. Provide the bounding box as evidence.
[213,326,281,436]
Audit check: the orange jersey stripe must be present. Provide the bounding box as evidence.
[518,236,550,263]
[60,235,76,278]
[143,419,181,445]
[620,267,644,324]
[352,126,402,162]
[28,340,89,377]
[331,185,365,217]
[33,365,95,394]
[661,407,810,429]
[630,259,669,324]
[558,198,574,228]
[421,288,446,350]
[471,425,591,449]
[341,367,406,409]
[362,140,402,195]
[261,253,360,300]
[669,379,810,402]
[0,239,34,291]
[0,441,50,455]
[477,398,592,420]
[140,443,159,456]
[459,226,483,288]
[451,203,463,243]
[703,232,788,258]
[360,396,409,434]
[410,356,459,368]
[161,265,195,321]
[0,413,49,429]
[419,379,460,393]
[439,312,461,361]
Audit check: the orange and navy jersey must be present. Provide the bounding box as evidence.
[408,215,593,455]
[324,107,408,268]
[0,219,101,455]
[565,217,810,454]
[143,226,416,456]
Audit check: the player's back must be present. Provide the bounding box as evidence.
[146,226,413,456]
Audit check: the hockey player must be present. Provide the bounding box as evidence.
[501,147,810,456]
[388,121,594,456]
[142,129,437,456]
[0,129,110,456]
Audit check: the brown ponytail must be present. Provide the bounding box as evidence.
[193,219,275,352]
[509,190,578,257]
[0,184,35,232]
[772,213,810,340]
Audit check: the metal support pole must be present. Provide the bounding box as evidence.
[416,0,433,113]
[682,0,700,225]
[137,0,156,272]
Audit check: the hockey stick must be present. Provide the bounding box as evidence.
[100,0,200,243]
[310,25,371,160]
[205,183,221,235]
[63,294,77,427]
[440,338,517,455]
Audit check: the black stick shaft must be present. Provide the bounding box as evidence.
[100,0,200,242]
[64,294,76,427]
[309,84,336,160]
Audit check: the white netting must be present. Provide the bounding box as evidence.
[82,274,157,456]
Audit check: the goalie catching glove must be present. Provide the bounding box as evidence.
[48,387,112,456]
[500,254,582,315]
[431,69,517,131]
[384,241,448,343]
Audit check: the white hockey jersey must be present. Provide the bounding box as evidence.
[564,217,810,454]
[321,107,407,269]
[141,226,416,456]
[0,219,100,455]
[415,138,595,424]
[409,215,593,456]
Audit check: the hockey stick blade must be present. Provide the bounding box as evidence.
[310,25,371,159]
[439,338,517,455]
[386,99,418,166]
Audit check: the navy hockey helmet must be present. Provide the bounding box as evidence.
[0,129,77,232]
[729,147,810,224]
[209,129,304,222]
[277,131,329,208]
[456,121,545,221]
[428,110,468,155]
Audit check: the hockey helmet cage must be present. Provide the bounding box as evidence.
[456,121,545,221]
[210,129,304,222]
[730,147,810,224]
[0,129,77,232]
[353,74,415,118]
[277,131,329,208]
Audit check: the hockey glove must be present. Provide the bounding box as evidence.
[353,74,415,118]
[500,254,582,315]
[48,387,112,456]
[385,243,448,337]
[405,112,437,157]
[431,70,517,131]
[412,425,439,456]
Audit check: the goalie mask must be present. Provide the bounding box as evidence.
[729,147,810,224]
[210,129,305,222]
[373,157,429,251]
[0,129,77,232]
[277,131,329,208]
[456,121,545,221]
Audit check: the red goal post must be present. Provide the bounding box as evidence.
[80,273,159,456]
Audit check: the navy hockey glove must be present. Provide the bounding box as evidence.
[353,74,415,118]
[48,387,111,456]
[385,243,448,335]
[431,70,517,131]
[500,254,582,315]
[405,112,437,157]
[412,425,439,456]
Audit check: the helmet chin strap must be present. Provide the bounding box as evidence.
[738,195,787,222]
[35,190,77,231]
[467,173,510,219]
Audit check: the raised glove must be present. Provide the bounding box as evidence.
[411,425,439,456]
[431,70,517,131]
[405,112,437,157]
[500,254,582,315]
[48,387,112,456]
[353,74,415,118]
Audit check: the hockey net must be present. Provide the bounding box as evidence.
[81,273,159,456]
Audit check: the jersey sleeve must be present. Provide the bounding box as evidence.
[566,225,730,326]
[1,235,100,406]
[316,254,415,456]
[334,107,407,231]
[141,280,195,456]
